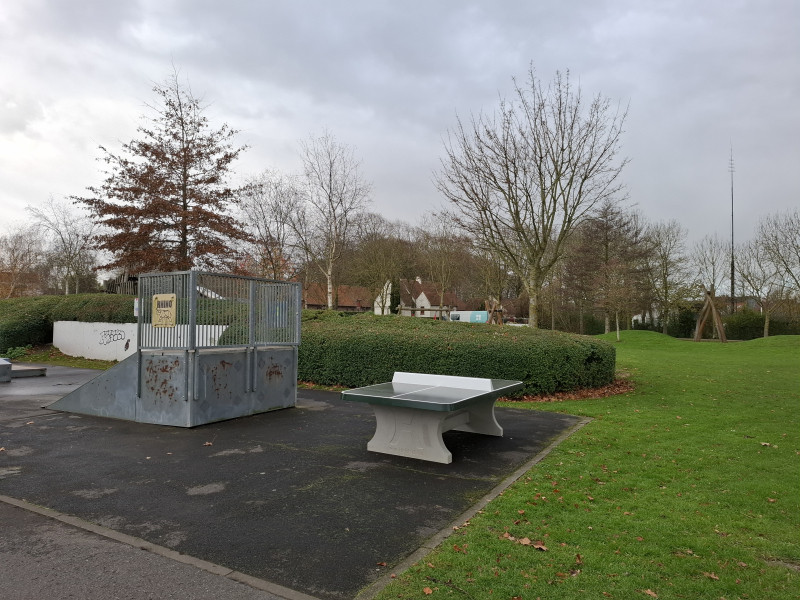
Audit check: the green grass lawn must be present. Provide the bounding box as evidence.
[13,345,118,370]
[373,331,800,600]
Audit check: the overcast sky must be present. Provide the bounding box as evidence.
[2,0,798,246]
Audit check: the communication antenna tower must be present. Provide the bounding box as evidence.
[729,147,735,313]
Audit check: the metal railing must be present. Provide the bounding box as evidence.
[137,271,301,351]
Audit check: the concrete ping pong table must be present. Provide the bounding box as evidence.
[341,372,524,464]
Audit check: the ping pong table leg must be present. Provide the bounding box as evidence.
[367,405,469,464]
[454,398,503,436]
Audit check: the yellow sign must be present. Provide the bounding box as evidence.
[152,294,177,328]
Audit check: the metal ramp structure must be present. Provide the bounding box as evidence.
[49,271,302,427]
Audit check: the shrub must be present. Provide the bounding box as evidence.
[298,312,615,395]
[666,307,698,338]
[0,294,136,353]
[0,345,31,360]
[724,309,800,340]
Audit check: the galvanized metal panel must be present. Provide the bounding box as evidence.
[254,346,297,409]
[47,354,139,421]
[138,271,301,350]
[53,271,300,427]
[136,351,191,426]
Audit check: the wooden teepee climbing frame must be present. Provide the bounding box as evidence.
[694,288,727,342]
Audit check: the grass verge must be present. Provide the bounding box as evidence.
[372,331,800,599]
[14,345,118,371]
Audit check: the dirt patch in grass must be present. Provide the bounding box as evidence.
[504,377,635,403]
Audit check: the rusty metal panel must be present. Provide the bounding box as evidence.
[136,352,191,426]
[192,350,250,425]
[190,347,297,426]
[254,346,297,408]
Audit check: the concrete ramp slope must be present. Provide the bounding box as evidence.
[47,353,138,421]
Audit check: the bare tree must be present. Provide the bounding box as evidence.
[561,223,599,333]
[347,213,412,314]
[436,66,628,327]
[574,200,647,338]
[758,209,800,294]
[416,214,473,318]
[644,220,693,334]
[27,196,98,294]
[737,239,789,337]
[691,233,730,298]
[0,225,45,298]
[689,232,730,337]
[472,246,513,324]
[291,131,371,309]
[238,170,300,280]
[74,70,248,273]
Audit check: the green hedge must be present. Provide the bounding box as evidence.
[1,297,617,396]
[0,294,136,353]
[724,310,800,340]
[298,311,615,396]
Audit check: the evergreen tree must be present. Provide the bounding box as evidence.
[75,71,248,273]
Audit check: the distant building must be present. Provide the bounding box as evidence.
[396,278,466,319]
[304,283,374,312]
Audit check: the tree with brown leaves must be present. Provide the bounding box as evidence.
[74,71,248,273]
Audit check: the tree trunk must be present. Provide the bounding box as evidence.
[528,290,540,328]
[615,310,621,342]
[763,309,771,338]
[326,273,333,309]
[604,312,611,334]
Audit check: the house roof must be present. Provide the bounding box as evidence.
[305,283,373,309]
[398,279,465,309]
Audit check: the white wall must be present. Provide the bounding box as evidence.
[53,322,232,361]
[54,322,138,361]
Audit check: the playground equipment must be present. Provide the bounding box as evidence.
[49,271,301,427]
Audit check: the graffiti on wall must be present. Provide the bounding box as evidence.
[99,329,126,346]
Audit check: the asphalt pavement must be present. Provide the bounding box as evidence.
[0,364,586,600]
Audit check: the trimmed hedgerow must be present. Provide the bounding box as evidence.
[298,311,615,396]
[0,294,136,353]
